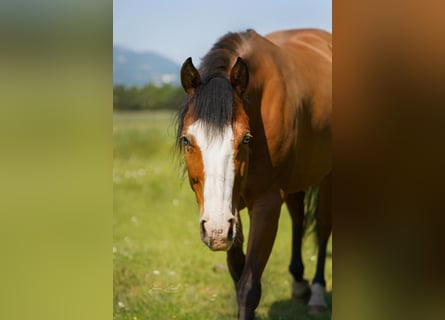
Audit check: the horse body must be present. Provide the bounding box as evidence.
[177,28,331,320]
[239,29,331,198]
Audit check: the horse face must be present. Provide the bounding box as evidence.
[180,117,250,251]
[179,57,250,251]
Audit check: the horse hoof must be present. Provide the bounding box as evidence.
[308,283,327,314]
[292,279,311,301]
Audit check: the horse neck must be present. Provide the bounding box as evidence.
[240,33,286,118]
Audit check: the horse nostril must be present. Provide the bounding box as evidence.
[200,220,207,237]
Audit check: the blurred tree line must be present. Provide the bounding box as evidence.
[113,84,185,111]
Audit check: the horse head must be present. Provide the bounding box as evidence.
[178,57,250,251]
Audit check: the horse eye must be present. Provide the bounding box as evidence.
[242,134,251,144]
[181,136,191,147]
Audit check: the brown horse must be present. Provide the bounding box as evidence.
[176,28,331,320]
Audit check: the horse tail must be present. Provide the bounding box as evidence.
[303,185,319,239]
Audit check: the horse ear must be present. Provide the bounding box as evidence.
[230,57,249,96]
[181,57,201,94]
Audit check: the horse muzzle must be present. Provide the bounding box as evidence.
[200,217,236,251]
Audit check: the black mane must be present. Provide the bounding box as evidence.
[176,30,252,149]
[199,32,245,78]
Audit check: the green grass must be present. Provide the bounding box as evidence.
[114,111,332,320]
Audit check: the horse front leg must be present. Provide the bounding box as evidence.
[236,190,282,320]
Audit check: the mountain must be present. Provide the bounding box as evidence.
[113,46,180,87]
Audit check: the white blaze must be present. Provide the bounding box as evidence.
[187,120,235,225]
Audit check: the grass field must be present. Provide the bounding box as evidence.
[113,111,332,320]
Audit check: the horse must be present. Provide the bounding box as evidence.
[175,28,332,320]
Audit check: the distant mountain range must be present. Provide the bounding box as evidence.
[113,46,180,87]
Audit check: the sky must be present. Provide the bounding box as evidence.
[113,0,332,65]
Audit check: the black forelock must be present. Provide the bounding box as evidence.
[190,75,234,135]
[174,75,234,152]
[176,30,253,151]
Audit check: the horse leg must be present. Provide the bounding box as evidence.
[236,190,282,320]
[227,214,245,284]
[286,191,311,301]
[308,173,332,314]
